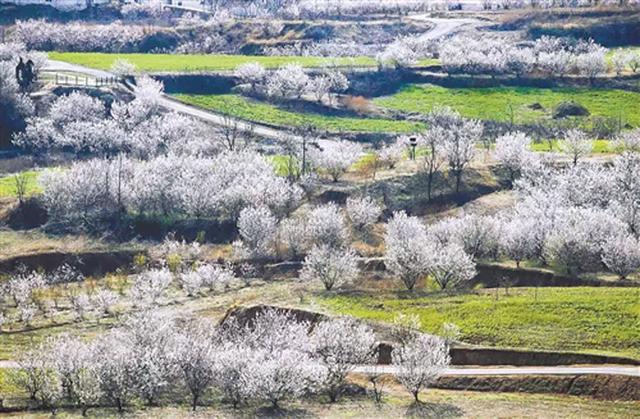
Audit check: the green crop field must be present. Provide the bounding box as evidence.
[319,287,640,359]
[48,52,377,72]
[0,171,41,198]
[530,139,612,153]
[374,84,640,127]
[175,94,424,133]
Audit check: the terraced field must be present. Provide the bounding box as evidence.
[49,52,377,72]
[175,93,424,133]
[374,84,640,127]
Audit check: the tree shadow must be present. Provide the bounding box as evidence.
[405,400,464,418]
[254,405,312,418]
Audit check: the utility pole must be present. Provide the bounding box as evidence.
[409,136,417,160]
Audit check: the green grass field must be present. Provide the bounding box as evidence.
[49,52,377,72]
[0,171,41,198]
[175,94,424,133]
[530,139,612,153]
[319,287,640,359]
[374,84,640,127]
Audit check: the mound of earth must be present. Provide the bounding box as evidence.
[553,101,590,119]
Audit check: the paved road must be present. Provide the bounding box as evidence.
[159,95,290,141]
[160,95,342,151]
[354,365,640,377]
[45,59,113,79]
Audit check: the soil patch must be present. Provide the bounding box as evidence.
[0,249,139,277]
[435,374,640,401]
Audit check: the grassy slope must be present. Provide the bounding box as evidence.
[374,84,640,127]
[319,287,640,359]
[48,52,377,72]
[175,93,424,133]
[0,230,130,261]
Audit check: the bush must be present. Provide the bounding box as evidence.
[553,101,590,119]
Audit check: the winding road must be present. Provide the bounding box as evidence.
[45,59,297,142]
[43,12,484,143]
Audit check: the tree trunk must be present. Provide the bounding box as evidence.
[427,171,434,202]
[329,387,338,403]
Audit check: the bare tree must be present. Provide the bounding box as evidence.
[13,172,29,205]
[218,114,248,151]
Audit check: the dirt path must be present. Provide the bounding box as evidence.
[407,14,486,41]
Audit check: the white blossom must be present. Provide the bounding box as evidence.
[392,334,450,402]
[130,269,173,306]
[235,62,266,92]
[602,234,640,280]
[494,131,535,183]
[346,196,382,233]
[111,59,137,77]
[300,244,359,290]
[70,293,92,322]
[500,217,538,268]
[562,129,592,166]
[309,140,364,182]
[311,317,376,401]
[278,216,309,258]
[93,289,118,315]
[384,212,432,291]
[170,322,216,411]
[266,63,310,99]
[236,206,278,258]
[306,203,349,248]
[428,243,476,290]
[246,349,322,409]
[180,271,204,297]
